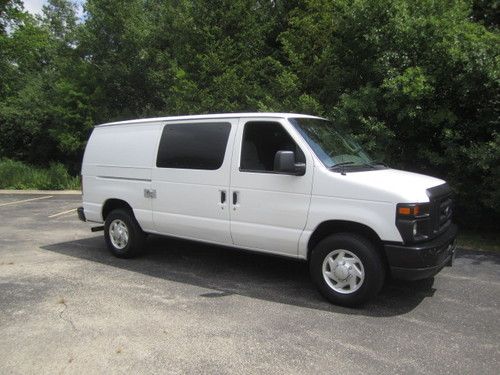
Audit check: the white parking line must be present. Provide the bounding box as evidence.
[48,208,77,218]
[0,195,53,207]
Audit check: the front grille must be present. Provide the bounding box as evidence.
[436,196,452,233]
[427,183,453,238]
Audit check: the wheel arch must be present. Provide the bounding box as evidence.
[307,220,388,265]
[102,198,134,221]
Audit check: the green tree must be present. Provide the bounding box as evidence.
[80,0,156,121]
[280,0,500,229]
[0,0,92,172]
[472,0,499,29]
[145,0,298,114]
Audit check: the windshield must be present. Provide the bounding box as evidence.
[290,118,374,169]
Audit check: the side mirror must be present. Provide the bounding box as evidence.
[274,151,306,176]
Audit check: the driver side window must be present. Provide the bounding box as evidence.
[240,121,305,172]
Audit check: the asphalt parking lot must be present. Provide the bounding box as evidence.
[0,194,499,374]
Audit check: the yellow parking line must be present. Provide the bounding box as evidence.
[0,195,53,207]
[48,208,77,218]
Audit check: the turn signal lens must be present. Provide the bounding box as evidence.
[397,203,429,218]
[398,207,411,215]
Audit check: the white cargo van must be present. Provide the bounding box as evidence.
[78,113,456,306]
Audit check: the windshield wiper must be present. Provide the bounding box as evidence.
[367,161,389,168]
[329,161,355,170]
[329,161,388,174]
[329,161,356,175]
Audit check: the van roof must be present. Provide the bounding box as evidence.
[96,112,325,127]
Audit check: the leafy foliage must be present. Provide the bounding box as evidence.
[0,0,498,229]
[0,158,80,189]
[280,0,500,229]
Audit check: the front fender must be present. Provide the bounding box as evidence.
[298,195,401,259]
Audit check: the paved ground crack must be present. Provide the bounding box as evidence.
[58,299,78,332]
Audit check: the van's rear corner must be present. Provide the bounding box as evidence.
[77,128,92,225]
[77,127,101,226]
[76,119,161,230]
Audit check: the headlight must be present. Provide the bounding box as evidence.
[396,203,430,243]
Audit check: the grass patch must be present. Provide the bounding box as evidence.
[0,158,80,190]
[457,231,500,253]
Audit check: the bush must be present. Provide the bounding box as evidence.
[0,159,80,190]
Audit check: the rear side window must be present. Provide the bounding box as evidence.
[157,122,231,170]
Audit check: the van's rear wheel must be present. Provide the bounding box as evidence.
[104,209,145,258]
[310,233,384,307]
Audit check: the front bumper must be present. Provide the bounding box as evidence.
[384,224,457,280]
[77,206,86,222]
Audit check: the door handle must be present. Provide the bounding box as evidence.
[232,191,238,205]
[220,190,226,204]
[144,188,156,199]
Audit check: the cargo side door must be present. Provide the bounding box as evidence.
[151,119,237,245]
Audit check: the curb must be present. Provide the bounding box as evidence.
[0,190,81,195]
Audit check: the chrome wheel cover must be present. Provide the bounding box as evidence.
[322,249,365,294]
[109,219,129,249]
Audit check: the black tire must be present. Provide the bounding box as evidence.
[104,208,146,258]
[309,233,385,307]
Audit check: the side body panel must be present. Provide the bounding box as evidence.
[81,122,161,230]
[229,117,314,257]
[150,119,238,245]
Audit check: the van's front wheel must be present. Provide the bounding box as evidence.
[104,209,145,258]
[310,234,384,307]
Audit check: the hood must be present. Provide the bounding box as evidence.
[316,168,446,203]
